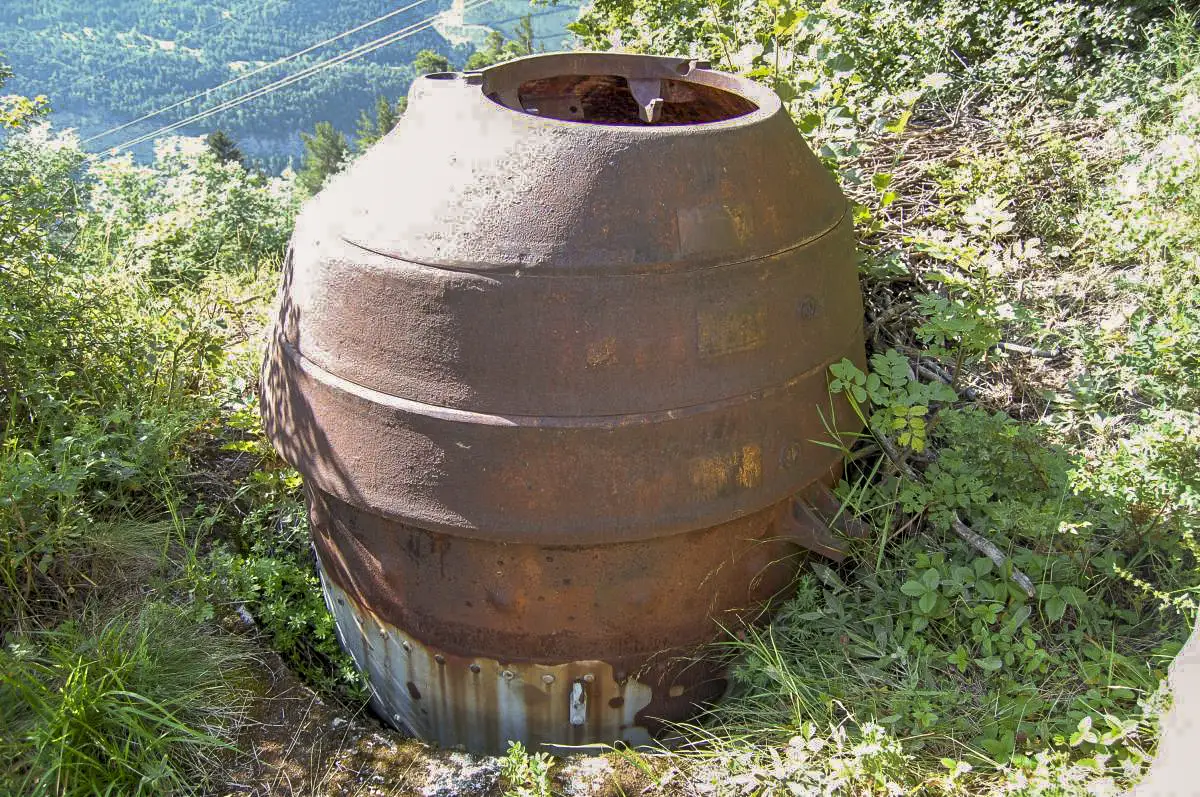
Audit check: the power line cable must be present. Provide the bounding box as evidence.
[105,0,492,155]
[83,0,437,145]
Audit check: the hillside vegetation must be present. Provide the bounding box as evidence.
[1,0,1199,794]
[0,0,577,165]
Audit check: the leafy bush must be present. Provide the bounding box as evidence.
[189,393,364,700]
[0,67,291,794]
[499,741,555,797]
[84,138,296,285]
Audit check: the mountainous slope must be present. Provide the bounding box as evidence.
[0,0,578,166]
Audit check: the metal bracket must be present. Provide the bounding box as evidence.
[779,484,870,562]
[628,78,665,124]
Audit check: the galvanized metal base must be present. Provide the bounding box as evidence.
[321,570,655,753]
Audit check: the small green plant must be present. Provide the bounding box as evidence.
[189,391,366,701]
[499,741,554,797]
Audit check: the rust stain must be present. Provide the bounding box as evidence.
[586,337,619,368]
[727,204,750,243]
[737,444,762,488]
[689,444,763,499]
[697,306,768,359]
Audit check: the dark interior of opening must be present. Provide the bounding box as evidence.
[489,74,757,125]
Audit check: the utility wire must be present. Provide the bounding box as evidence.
[105,0,494,155]
[83,0,437,145]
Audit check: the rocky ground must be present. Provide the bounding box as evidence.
[216,641,658,797]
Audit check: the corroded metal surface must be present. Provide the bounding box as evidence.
[261,51,866,754]
[323,573,657,752]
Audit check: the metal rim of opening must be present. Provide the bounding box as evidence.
[419,51,781,133]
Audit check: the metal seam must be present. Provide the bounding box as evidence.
[337,211,850,279]
[321,567,687,669]
[281,325,864,429]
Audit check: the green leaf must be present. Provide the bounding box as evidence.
[900,580,927,597]
[975,656,1003,671]
[921,568,941,590]
[1046,595,1067,623]
[1070,716,1098,747]
[1059,585,1087,605]
[918,591,937,614]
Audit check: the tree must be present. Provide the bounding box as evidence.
[296,121,348,196]
[513,15,535,58]
[354,96,407,153]
[412,49,451,76]
[464,16,537,71]
[205,130,244,166]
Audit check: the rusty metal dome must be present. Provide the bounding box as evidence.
[262,51,866,754]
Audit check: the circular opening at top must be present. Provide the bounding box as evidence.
[423,71,460,81]
[488,74,758,126]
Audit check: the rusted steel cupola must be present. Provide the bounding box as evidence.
[261,52,866,754]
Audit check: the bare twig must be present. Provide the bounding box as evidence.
[910,356,979,401]
[876,433,1037,598]
[866,300,916,339]
[995,341,1062,359]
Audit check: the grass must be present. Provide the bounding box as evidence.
[0,602,256,796]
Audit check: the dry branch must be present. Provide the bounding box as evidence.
[876,433,1037,598]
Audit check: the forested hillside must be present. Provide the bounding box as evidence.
[0,0,577,166]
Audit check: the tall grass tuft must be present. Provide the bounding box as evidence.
[0,602,255,796]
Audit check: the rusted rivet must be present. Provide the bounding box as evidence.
[434,654,446,666]
[542,674,555,685]
[469,663,481,674]
[582,673,595,683]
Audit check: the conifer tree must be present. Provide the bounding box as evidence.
[354,96,406,153]
[206,130,245,166]
[296,121,348,196]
